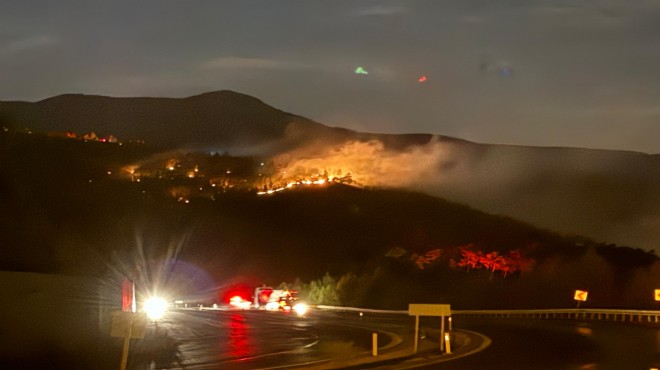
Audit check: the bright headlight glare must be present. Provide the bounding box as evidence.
[144,297,168,320]
[293,303,308,316]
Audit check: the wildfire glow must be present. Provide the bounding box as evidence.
[257,178,333,195]
[121,138,458,201]
[266,139,453,190]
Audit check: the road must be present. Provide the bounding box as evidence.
[421,317,660,370]
[127,308,405,369]
[127,309,660,370]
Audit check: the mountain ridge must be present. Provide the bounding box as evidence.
[1,90,659,251]
[4,90,658,154]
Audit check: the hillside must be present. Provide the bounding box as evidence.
[1,91,659,253]
[0,131,575,276]
[1,131,658,311]
[0,91,347,152]
[0,91,456,157]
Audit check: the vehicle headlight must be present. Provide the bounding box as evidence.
[144,297,168,320]
[293,303,308,316]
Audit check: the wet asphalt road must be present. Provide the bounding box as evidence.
[128,308,402,369]
[422,317,660,370]
[128,309,660,370]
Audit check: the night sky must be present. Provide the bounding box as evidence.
[1,1,659,153]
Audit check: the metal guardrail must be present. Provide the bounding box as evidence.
[316,305,660,324]
[452,308,660,324]
[316,305,408,315]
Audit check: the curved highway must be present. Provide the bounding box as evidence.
[129,308,404,369]
[422,317,660,370]
[128,308,660,369]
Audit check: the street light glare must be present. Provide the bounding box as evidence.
[144,297,168,320]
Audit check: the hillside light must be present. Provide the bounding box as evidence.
[144,296,168,320]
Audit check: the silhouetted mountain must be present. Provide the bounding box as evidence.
[2,91,659,251]
[0,91,340,152]
[0,90,465,153]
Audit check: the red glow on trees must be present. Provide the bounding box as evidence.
[454,244,534,278]
[415,248,442,269]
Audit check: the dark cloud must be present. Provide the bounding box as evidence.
[351,5,409,17]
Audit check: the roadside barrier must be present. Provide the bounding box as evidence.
[316,305,660,325]
[452,308,660,324]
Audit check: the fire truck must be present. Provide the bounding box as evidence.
[253,287,307,315]
[225,285,308,315]
[253,287,299,312]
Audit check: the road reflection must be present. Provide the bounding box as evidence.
[228,313,252,359]
[129,324,184,369]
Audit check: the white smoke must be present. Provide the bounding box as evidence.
[272,136,660,251]
[273,138,457,188]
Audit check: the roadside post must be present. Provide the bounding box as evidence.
[119,313,133,370]
[440,315,445,351]
[408,304,451,354]
[372,332,378,356]
[444,332,452,354]
[111,311,147,370]
[414,314,420,352]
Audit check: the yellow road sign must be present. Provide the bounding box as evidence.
[574,290,588,302]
